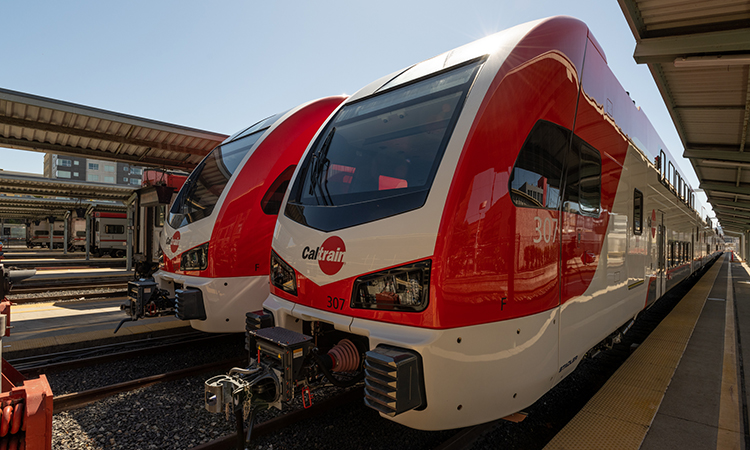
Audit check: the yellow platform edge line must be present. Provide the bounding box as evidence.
[543,255,725,450]
[717,261,741,450]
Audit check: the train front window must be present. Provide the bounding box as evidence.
[168,129,269,229]
[286,59,483,232]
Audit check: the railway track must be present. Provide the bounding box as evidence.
[188,388,365,450]
[54,357,246,413]
[7,271,131,301]
[11,331,231,374]
[9,284,127,301]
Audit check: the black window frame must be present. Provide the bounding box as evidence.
[105,224,125,234]
[633,188,643,235]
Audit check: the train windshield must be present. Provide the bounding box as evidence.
[286,59,483,232]
[168,129,269,229]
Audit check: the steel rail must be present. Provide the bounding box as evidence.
[16,332,237,375]
[53,357,246,413]
[188,387,365,450]
[9,288,127,303]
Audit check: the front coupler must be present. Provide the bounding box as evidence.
[115,279,175,333]
[205,315,366,448]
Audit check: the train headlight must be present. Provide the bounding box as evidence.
[181,242,209,271]
[352,260,430,312]
[271,250,297,296]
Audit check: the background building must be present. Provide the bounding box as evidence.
[44,154,143,186]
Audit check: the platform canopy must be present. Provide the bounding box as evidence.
[0,87,228,171]
[618,0,750,235]
[0,171,133,219]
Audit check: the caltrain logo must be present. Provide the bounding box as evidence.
[167,231,181,253]
[302,236,346,275]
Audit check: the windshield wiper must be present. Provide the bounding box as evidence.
[308,127,336,205]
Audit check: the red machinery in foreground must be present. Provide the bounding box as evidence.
[0,243,54,449]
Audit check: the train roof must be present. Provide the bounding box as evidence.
[343,16,696,202]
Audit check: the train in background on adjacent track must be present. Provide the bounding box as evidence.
[205,16,724,435]
[124,96,347,332]
[131,168,189,275]
[26,213,128,257]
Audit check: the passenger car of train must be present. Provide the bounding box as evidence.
[136,96,346,333]
[26,220,66,249]
[205,16,723,433]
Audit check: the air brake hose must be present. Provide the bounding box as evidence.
[312,347,364,388]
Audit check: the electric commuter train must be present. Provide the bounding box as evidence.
[207,17,723,432]
[147,96,346,333]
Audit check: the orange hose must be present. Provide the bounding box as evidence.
[329,339,359,372]
[0,405,11,437]
[10,404,22,435]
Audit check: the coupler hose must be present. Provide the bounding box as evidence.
[312,340,365,388]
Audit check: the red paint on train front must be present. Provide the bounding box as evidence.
[207,96,345,279]
[161,97,346,278]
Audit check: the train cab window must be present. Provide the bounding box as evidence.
[286,59,484,232]
[510,120,567,209]
[261,165,297,215]
[633,189,643,235]
[169,128,270,229]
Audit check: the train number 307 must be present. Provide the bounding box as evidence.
[533,217,558,244]
[327,296,346,310]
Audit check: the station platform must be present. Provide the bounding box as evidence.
[544,253,748,449]
[2,257,126,269]
[3,297,190,359]
[19,267,131,280]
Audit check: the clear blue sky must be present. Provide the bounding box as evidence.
[0,0,715,219]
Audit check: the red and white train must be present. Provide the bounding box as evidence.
[207,16,723,434]
[144,96,346,332]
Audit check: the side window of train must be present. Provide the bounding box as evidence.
[106,225,125,234]
[261,165,297,215]
[565,136,602,216]
[509,120,568,209]
[633,189,643,235]
[668,162,674,190]
[578,142,601,216]
[658,150,666,184]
